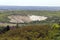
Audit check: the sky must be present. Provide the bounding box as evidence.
[0,0,60,6]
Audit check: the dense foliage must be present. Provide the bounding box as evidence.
[0,24,60,40]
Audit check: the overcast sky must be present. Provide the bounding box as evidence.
[0,0,60,6]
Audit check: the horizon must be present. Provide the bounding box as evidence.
[0,6,60,7]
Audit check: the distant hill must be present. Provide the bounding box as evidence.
[0,6,60,11]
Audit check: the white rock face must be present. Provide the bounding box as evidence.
[29,15,48,21]
[8,15,48,23]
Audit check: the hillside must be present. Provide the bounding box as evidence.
[0,10,60,24]
[0,25,54,40]
[0,24,60,40]
[0,10,60,40]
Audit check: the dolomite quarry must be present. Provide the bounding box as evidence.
[8,15,48,23]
